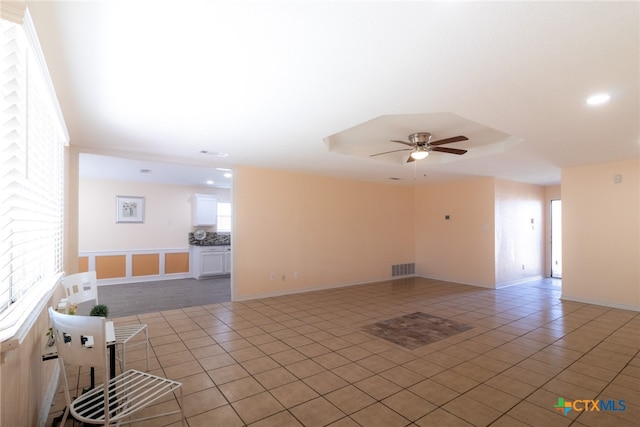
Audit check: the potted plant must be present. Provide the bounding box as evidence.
[66,303,78,315]
[46,327,55,347]
[90,304,109,318]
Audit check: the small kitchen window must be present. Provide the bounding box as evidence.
[217,203,231,232]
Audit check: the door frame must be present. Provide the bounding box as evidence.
[550,199,562,278]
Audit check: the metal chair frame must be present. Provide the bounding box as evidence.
[48,308,184,426]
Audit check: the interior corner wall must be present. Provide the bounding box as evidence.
[414,177,496,288]
[562,158,640,310]
[232,166,415,299]
[64,147,80,275]
[494,178,545,287]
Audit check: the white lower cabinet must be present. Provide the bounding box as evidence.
[200,250,225,276]
[191,245,231,278]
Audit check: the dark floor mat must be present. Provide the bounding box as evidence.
[361,312,473,349]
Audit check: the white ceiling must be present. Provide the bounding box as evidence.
[79,153,233,189]
[27,1,639,187]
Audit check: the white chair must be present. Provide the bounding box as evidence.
[48,308,184,426]
[62,272,150,372]
[61,271,99,311]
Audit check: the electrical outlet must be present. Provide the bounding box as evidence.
[270,273,275,280]
[294,272,299,279]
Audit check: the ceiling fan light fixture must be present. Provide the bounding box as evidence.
[411,150,429,160]
[586,93,610,106]
[371,131,468,163]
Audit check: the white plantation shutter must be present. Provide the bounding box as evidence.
[0,11,68,339]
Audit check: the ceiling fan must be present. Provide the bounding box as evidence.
[370,132,468,163]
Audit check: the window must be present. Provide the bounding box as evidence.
[0,11,68,341]
[217,202,231,233]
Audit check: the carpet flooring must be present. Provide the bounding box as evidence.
[96,276,231,317]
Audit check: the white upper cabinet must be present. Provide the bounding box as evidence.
[192,194,217,226]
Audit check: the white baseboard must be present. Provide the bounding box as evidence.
[233,275,403,302]
[495,275,544,289]
[561,294,640,312]
[414,274,546,290]
[414,274,495,289]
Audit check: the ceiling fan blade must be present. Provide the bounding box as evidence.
[370,148,411,157]
[429,135,468,146]
[391,139,414,147]
[406,155,415,163]
[433,147,467,155]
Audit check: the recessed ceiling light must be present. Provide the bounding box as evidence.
[200,150,229,157]
[223,173,232,178]
[586,93,611,106]
[139,169,152,174]
[216,167,232,172]
[206,180,214,185]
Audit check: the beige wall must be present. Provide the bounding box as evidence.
[64,147,81,275]
[544,185,561,201]
[494,178,545,286]
[414,177,496,287]
[233,166,415,299]
[413,177,545,288]
[1,288,65,427]
[79,178,230,251]
[562,158,640,309]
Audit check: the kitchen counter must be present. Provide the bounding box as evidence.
[188,232,230,246]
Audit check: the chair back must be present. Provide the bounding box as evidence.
[62,271,98,306]
[48,307,107,369]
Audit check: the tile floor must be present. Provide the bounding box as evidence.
[47,277,640,427]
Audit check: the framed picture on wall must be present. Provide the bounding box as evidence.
[116,195,145,223]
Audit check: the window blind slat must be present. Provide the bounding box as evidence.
[0,15,66,329]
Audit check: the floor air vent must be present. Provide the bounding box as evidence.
[392,263,415,277]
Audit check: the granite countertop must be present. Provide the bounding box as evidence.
[188,232,231,246]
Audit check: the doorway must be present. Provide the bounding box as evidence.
[77,153,233,300]
[551,199,562,278]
